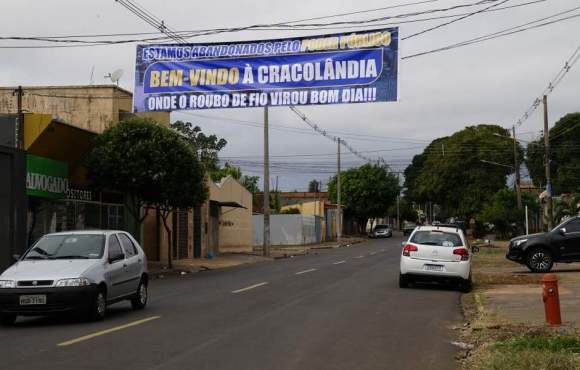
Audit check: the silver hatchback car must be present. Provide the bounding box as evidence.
[0,230,148,325]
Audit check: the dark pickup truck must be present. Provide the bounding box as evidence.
[506,216,580,272]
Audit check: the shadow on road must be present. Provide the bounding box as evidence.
[11,304,136,328]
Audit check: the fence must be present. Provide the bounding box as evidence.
[253,214,322,246]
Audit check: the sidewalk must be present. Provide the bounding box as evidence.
[149,236,366,278]
[148,253,272,278]
[471,244,580,327]
[251,236,367,258]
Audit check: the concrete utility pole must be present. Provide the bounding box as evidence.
[396,196,400,231]
[543,95,553,230]
[13,86,23,149]
[513,126,522,209]
[263,107,270,257]
[337,138,342,243]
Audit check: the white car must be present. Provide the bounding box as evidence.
[399,225,473,292]
[0,230,148,325]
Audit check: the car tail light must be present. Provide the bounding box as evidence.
[402,244,418,256]
[453,248,469,261]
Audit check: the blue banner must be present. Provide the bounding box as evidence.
[134,28,398,112]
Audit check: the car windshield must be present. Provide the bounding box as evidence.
[24,234,105,260]
[403,222,416,228]
[375,225,388,230]
[410,230,462,247]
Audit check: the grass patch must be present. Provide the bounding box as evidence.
[461,292,580,370]
[496,333,580,353]
[473,348,579,370]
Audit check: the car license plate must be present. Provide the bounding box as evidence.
[424,264,444,272]
[19,295,47,305]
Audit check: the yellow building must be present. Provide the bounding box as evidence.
[2,85,253,264]
[0,85,169,132]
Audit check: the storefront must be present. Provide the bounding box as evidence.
[26,154,126,245]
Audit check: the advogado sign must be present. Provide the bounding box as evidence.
[26,155,68,199]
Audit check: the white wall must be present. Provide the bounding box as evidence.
[253,214,321,246]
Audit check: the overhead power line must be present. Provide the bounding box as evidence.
[403,0,510,40]
[0,0,543,41]
[288,105,390,167]
[403,6,580,59]
[0,0,514,47]
[515,44,580,128]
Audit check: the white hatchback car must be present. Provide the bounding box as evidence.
[399,225,473,292]
[0,230,148,325]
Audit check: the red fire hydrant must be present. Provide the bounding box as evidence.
[542,274,562,326]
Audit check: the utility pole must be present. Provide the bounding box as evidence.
[13,86,24,149]
[337,138,342,243]
[543,95,553,230]
[513,126,522,209]
[396,195,400,231]
[263,107,270,256]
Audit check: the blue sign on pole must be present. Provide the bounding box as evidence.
[134,28,398,112]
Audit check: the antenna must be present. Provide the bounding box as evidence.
[105,69,124,86]
[89,66,95,85]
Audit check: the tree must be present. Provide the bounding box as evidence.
[308,179,321,192]
[403,137,446,203]
[172,120,227,174]
[328,164,400,234]
[407,124,522,218]
[87,118,207,267]
[526,113,580,194]
[479,188,539,239]
[387,197,418,228]
[211,162,242,182]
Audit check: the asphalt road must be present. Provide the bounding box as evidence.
[0,236,462,370]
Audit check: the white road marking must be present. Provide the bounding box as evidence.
[380,249,386,252]
[333,260,347,265]
[57,316,161,347]
[369,252,377,256]
[295,268,317,275]
[354,255,365,259]
[232,282,269,294]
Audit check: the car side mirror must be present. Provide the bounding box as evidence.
[401,241,407,247]
[559,228,567,235]
[471,246,480,254]
[12,254,21,261]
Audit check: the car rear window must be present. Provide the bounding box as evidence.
[410,230,462,247]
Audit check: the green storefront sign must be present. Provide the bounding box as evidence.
[26,155,68,199]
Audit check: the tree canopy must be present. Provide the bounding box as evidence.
[308,179,321,192]
[404,124,522,218]
[526,112,580,194]
[328,163,400,232]
[172,120,227,174]
[479,188,539,238]
[87,117,208,251]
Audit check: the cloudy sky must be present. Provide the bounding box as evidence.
[2,0,579,191]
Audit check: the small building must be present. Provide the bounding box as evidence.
[0,85,253,267]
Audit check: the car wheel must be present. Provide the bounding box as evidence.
[526,248,554,273]
[459,277,472,293]
[399,274,409,288]
[0,314,16,326]
[88,288,106,321]
[131,279,148,310]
